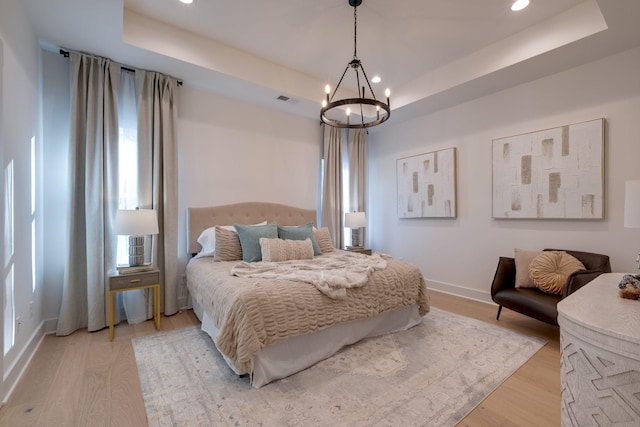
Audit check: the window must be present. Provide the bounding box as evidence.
[116,70,140,266]
[342,145,352,247]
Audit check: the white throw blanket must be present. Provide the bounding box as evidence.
[231,251,388,299]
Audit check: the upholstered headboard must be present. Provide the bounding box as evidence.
[186,202,317,255]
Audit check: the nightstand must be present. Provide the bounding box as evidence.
[345,247,372,255]
[108,269,161,341]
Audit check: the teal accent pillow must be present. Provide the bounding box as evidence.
[277,222,322,256]
[234,223,278,262]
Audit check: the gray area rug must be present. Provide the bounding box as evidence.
[133,307,545,426]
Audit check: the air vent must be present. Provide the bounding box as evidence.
[277,95,290,102]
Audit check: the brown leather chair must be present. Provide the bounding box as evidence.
[490,249,612,326]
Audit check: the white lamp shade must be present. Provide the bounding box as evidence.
[624,180,640,228]
[115,209,159,236]
[345,211,367,228]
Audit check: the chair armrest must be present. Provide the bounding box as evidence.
[491,257,516,299]
[563,270,606,297]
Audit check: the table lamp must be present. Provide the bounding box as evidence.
[624,180,640,269]
[115,208,159,267]
[345,211,367,248]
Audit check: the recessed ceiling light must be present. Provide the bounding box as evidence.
[179,0,193,4]
[371,76,382,83]
[511,0,530,11]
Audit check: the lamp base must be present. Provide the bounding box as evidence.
[351,228,362,247]
[128,235,145,266]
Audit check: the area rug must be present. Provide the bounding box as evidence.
[133,307,545,427]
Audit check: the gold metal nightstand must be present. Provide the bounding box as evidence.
[108,269,160,341]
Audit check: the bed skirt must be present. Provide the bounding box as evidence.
[192,300,422,388]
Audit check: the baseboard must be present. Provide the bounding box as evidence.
[43,317,58,335]
[426,279,494,304]
[1,320,46,404]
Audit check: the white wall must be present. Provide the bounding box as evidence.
[0,0,45,403]
[177,86,321,304]
[368,46,640,302]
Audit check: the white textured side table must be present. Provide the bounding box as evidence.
[557,273,640,426]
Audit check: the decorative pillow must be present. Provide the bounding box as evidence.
[260,237,314,262]
[197,225,235,257]
[234,223,278,262]
[314,227,335,253]
[199,221,266,257]
[277,222,322,256]
[514,248,543,288]
[529,251,586,295]
[213,226,243,262]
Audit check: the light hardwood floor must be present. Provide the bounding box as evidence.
[0,291,560,427]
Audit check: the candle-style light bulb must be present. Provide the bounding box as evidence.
[385,88,391,108]
[322,99,327,108]
[346,107,351,125]
[325,84,331,103]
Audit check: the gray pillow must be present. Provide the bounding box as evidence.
[277,222,322,256]
[234,223,278,262]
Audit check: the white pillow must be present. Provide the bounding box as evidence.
[196,221,266,257]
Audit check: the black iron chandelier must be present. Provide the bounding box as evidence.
[320,0,391,129]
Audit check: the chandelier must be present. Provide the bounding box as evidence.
[320,0,391,129]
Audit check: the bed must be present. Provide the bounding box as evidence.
[186,202,430,388]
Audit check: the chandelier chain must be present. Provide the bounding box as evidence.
[353,6,358,59]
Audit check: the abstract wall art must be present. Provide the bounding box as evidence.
[492,118,604,219]
[397,147,457,218]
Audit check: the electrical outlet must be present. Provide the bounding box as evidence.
[16,316,21,334]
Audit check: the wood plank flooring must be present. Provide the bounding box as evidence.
[0,291,561,427]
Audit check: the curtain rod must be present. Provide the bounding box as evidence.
[59,49,183,86]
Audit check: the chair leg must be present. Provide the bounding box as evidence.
[496,305,503,321]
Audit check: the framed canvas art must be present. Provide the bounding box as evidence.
[397,147,457,218]
[492,118,604,219]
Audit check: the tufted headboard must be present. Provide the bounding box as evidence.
[186,202,317,255]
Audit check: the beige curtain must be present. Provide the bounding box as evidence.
[348,129,367,246]
[136,71,179,316]
[57,53,120,336]
[321,125,344,249]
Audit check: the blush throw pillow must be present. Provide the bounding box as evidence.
[529,251,586,295]
[198,225,237,257]
[213,226,243,262]
[277,222,322,256]
[514,248,543,288]
[234,223,278,262]
[260,237,314,262]
[314,227,335,253]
